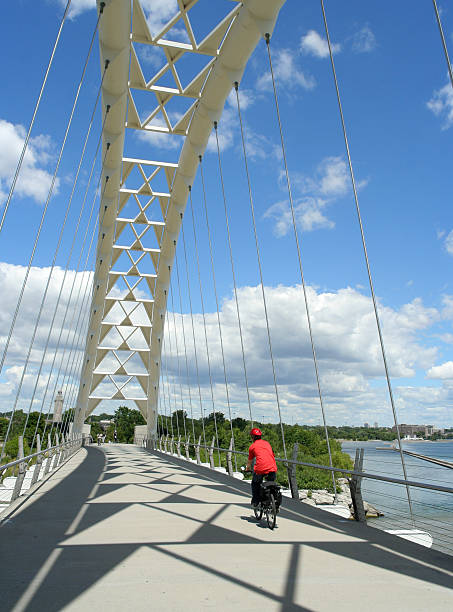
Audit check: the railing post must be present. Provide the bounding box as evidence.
[349,448,366,522]
[53,433,60,469]
[58,433,67,466]
[170,436,174,455]
[287,443,299,499]
[195,436,201,464]
[177,436,181,457]
[164,435,168,453]
[43,434,52,475]
[185,435,190,460]
[227,437,234,476]
[209,437,215,469]
[60,434,68,463]
[11,436,26,502]
[30,434,42,487]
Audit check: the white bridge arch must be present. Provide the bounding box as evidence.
[74,0,286,436]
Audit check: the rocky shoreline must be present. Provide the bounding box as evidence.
[298,478,384,519]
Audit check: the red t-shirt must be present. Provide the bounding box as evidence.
[248,439,277,474]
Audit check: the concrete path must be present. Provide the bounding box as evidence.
[0,445,452,612]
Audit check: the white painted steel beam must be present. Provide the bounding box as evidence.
[74,0,286,436]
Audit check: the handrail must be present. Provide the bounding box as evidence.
[0,437,83,472]
[153,438,453,495]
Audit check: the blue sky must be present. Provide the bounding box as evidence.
[0,0,453,428]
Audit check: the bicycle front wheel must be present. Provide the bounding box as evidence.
[266,493,277,530]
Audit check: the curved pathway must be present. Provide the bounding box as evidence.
[0,444,452,611]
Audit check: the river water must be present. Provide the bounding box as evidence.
[341,440,453,555]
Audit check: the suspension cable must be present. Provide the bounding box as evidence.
[40,234,95,447]
[42,171,110,444]
[162,335,175,438]
[58,271,96,432]
[0,10,102,380]
[264,33,336,497]
[25,130,110,451]
[181,221,207,451]
[43,211,100,445]
[30,214,99,450]
[213,122,253,427]
[188,186,221,464]
[46,178,111,442]
[233,81,287,459]
[169,275,187,441]
[165,332,179,437]
[17,68,109,438]
[320,0,414,523]
[159,345,170,436]
[165,289,180,439]
[56,293,93,440]
[174,248,196,441]
[0,0,75,238]
[432,0,453,88]
[198,156,236,467]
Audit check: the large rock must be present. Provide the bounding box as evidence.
[363,501,384,517]
[313,492,335,505]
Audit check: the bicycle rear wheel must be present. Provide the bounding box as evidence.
[266,493,277,529]
[254,504,263,520]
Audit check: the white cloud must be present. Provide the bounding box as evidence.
[227,88,255,111]
[136,0,189,44]
[264,156,350,236]
[441,295,453,319]
[351,25,377,53]
[444,229,453,254]
[60,0,183,41]
[205,91,269,158]
[135,119,181,151]
[3,260,451,424]
[318,156,349,196]
[263,198,333,235]
[0,119,58,206]
[0,262,92,414]
[58,0,95,19]
[300,30,341,59]
[161,284,450,424]
[257,48,315,91]
[427,83,453,129]
[427,361,453,380]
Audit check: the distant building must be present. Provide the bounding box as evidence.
[364,422,369,428]
[392,424,433,438]
[374,422,378,429]
[52,390,63,423]
[99,419,113,430]
[433,427,445,435]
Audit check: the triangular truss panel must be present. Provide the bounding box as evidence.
[127,0,241,136]
[75,0,285,434]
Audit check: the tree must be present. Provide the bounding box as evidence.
[113,405,145,443]
[205,412,225,425]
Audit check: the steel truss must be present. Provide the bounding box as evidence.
[74,0,286,437]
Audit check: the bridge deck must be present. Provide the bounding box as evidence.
[1,445,451,612]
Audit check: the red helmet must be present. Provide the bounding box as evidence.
[250,428,262,437]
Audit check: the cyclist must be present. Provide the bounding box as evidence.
[245,427,277,509]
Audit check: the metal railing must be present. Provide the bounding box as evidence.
[0,433,83,505]
[144,434,453,555]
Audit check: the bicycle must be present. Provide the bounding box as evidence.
[242,468,281,530]
[254,480,281,529]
